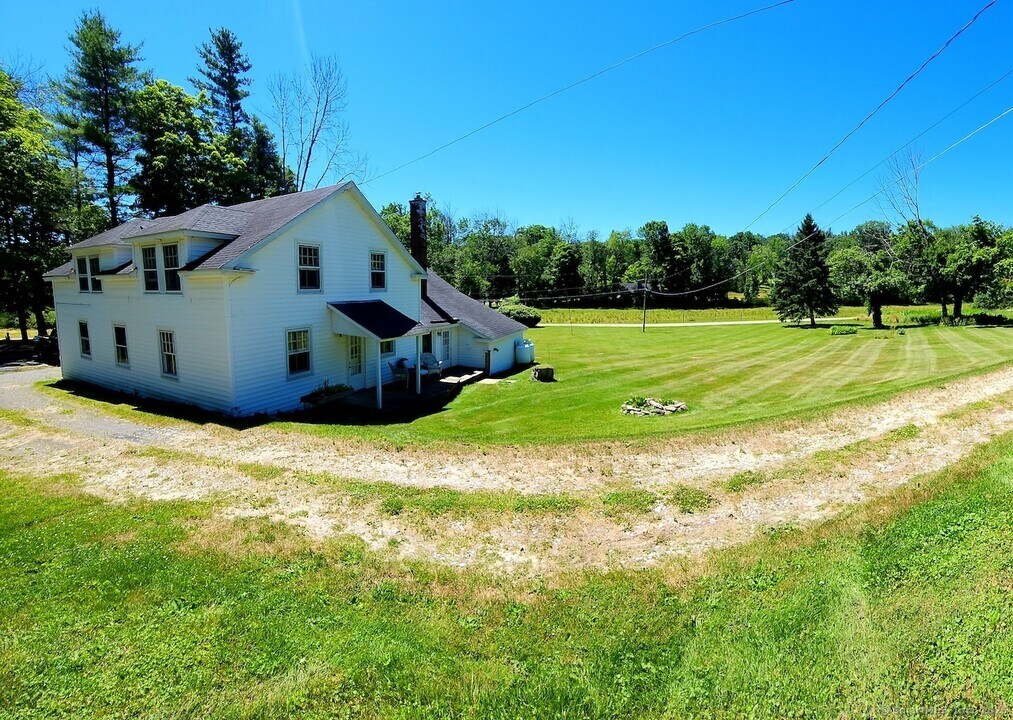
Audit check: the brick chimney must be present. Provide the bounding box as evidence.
[409,193,428,297]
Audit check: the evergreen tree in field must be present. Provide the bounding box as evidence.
[770,214,838,326]
[191,28,251,134]
[58,11,146,226]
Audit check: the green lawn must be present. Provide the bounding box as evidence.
[3,432,1012,718]
[535,304,951,325]
[278,322,1013,445]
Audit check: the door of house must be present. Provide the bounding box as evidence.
[437,330,451,364]
[347,336,364,388]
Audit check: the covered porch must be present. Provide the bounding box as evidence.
[340,365,484,412]
[327,299,455,410]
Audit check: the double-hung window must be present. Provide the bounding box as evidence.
[298,245,321,291]
[159,330,177,376]
[78,321,91,357]
[113,325,129,366]
[142,247,159,292]
[370,252,386,290]
[77,256,102,292]
[287,329,311,376]
[163,244,181,292]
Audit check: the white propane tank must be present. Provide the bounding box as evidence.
[515,338,535,365]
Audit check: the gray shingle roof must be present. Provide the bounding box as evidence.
[122,205,254,239]
[69,218,147,250]
[193,184,350,270]
[64,183,352,271]
[328,300,428,339]
[43,260,74,278]
[426,272,526,340]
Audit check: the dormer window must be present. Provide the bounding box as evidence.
[142,247,159,291]
[142,243,182,293]
[163,244,181,292]
[77,256,102,293]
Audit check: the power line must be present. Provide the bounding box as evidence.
[648,103,1013,298]
[475,70,1013,305]
[807,65,1013,219]
[362,0,797,186]
[502,102,1013,304]
[741,0,999,232]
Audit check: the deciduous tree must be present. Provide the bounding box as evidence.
[130,80,217,216]
[267,55,364,191]
[0,70,72,338]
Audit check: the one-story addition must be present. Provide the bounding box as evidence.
[44,182,527,415]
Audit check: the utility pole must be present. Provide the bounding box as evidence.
[642,267,649,333]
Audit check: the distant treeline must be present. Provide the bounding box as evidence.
[381,201,1013,326]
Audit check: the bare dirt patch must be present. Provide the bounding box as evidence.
[3,365,1013,575]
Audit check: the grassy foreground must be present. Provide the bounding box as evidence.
[3,435,1013,718]
[276,322,1013,445]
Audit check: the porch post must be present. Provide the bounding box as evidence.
[415,334,422,395]
[375,339,382,409]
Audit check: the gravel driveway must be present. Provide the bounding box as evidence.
[3,363,1013,575]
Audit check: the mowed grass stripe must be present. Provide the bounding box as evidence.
[934,325,1007,363]
[703,333,836,411]
[782,335,889,404]
[677,328,818,405]
[261,323,1013,444]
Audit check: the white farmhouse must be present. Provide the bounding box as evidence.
[44,183,527,415]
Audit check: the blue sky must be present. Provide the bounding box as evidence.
[3,0,1011,238]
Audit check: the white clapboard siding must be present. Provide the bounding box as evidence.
[50,184,524,416]
[52,271,234,412]
[456,329,524,375]
[228,191,422,414]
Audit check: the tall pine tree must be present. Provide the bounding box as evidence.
[770,214,838,326]
[191,28,251,134]
[59,11,146,227]
[190,28,293,204]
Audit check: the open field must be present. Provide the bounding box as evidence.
[6,319,1013,716]
[0,328,38,340]
[534,304,965,325]
[269,323,1013,445]
[3,432,1012,717]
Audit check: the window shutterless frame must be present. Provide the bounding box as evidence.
[78,321,91,358]
[113,324,129,366]
[158,329,178,377]
[286,328,312,377]
[370,251,386,290]
[141,246,159,292]
[77,257,89,292]
[77,256,102,292]
[88,257,102,292]
[380,339,395,356]
[297,244,321,291]
[163,244,181,293]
